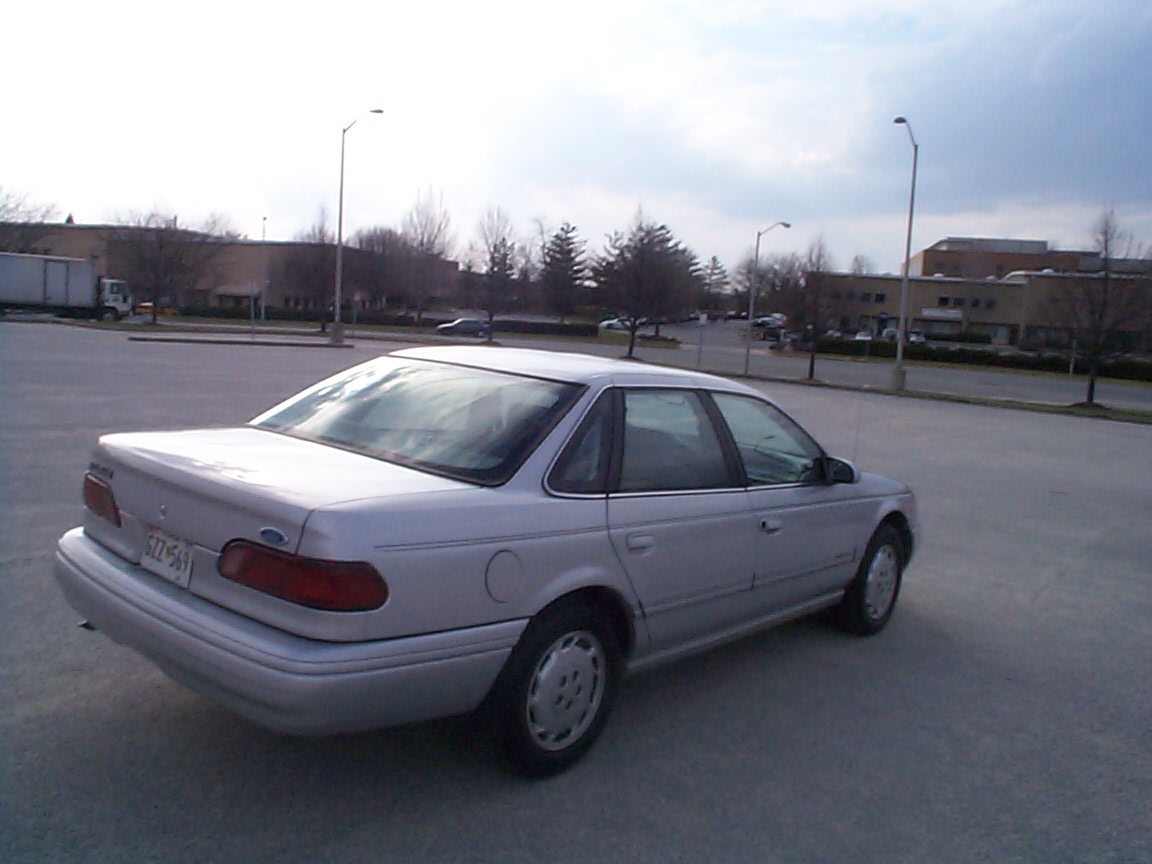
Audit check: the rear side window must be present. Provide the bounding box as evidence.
[549,393,612,494]
[618,390,733,492]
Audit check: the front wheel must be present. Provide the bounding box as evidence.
[483,597,623,778]
[832,524,904,635]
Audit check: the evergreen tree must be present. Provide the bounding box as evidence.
[594,216,702,357]
[540,223,589,323]
[700,255,730,311]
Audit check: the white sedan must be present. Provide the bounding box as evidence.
[54,346,917,777]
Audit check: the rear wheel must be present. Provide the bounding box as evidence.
[833,523,904,635]
[483,597,623,778]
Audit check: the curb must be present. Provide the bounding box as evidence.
[732,369,1152,426]
[126,335,355,348]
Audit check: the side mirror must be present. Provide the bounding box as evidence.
[826,456,860,484]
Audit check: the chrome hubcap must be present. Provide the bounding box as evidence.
[864,544,899,620]
[526,630,605,751]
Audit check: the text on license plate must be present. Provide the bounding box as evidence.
[141,526,194,587]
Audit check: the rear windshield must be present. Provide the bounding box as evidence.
[251,357,582,485]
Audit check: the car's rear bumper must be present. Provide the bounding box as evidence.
[54,528,524,735]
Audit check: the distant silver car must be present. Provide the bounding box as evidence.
[54,347,917,776]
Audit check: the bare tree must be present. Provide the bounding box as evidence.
[800,236,836,379]
[351,225,410,311]
[0,185,58,252]
[476,207,518,340]
[283,209,337,329]
[106,211,237,323]
[734,250,805,325]
[402,188,455,258]
[401,189,457,323]
[850,254,876,275]
[1051,209,1149,405]
[297,208,335,245]
[515,240,539,314]
[734,250,804,323]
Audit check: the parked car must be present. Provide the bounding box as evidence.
[436,317,490,336]
[600,317,651,331]
[854,330,873,342]
[752,315,786,329]
[54,346,917,777]
[908,330,927,345]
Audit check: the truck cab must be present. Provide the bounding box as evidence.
[99,278,133,319]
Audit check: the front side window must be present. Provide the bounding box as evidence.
[711,393,824,486]
[618,390,732,493]
[252,357,582,485]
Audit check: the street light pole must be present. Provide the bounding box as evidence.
[331,109,383,345]
[261,216,268,322]
[743,221,791,376]
[892,115,919,391]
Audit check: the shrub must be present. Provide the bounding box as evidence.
[925,332,992,344]
[174,307,598,337]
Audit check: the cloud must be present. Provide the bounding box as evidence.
[3,0,1149,272]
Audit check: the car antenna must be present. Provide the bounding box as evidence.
[851,391,865,464]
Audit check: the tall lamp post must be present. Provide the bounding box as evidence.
[891,115,919,391]
[261,216,268,322]
[743,220,791,376]
[331,109,383,345]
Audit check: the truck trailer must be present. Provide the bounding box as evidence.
[0,252,133,320]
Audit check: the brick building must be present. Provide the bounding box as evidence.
[2,222,459,314]
[910,237,1095,279]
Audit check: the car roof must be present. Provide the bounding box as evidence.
[391,345,762,394]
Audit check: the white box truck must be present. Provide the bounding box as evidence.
[0,252,133,320]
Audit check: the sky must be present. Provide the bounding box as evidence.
[5,0,1151,275]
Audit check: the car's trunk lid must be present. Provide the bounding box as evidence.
[85,426,464,560]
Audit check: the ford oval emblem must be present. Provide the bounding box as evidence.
[259,527,289,547]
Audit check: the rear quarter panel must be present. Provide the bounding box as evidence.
[297,488,635,641]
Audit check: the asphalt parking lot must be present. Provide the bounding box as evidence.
[2,322,1150,863]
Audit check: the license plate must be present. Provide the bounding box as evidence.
[141,526,194,588]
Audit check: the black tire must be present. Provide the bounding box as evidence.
[483,596,623,778]
[833,523,904,636]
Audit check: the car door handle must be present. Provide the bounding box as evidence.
[759,519,783,534]
[626,533,655,551]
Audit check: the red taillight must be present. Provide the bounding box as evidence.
[217,541,388,612]
[83,473,121,527]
